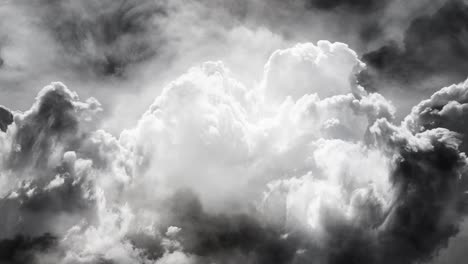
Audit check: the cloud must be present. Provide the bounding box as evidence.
[29,0,167,78]
[0,0,449,136]
[4,82,101,171]
[404,79,468,152]
[359,0,468,93]
[262,41,365,101]
[0,106,13,132]
[1,1,468,263]
[0,84,107,243]
[121,41,394,212]
[156,190,310,264]
[0,41,467,264]
[0,233,57,264]
[371,119,468,263]
[305,0,388,13]
[260,117,468,264]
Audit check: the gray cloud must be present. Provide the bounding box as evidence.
[359,0,468,93]
[32,0,167,78]
[0,84,103,243]
[305,0,388,13]
[0,233,57,264]
[6,83,101,171]
[0,106,13,132]
[371,120,468,264]
[404,79,468,152]
[158,190,311,264]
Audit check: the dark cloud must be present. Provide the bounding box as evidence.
[359,0,468,92]
[0,170,97,239]
[300,0,392,44]
[157,160,468,264]
[305,0,387,13]
[0,233,57,264]
[126,232,165,261]
[107,190,311,264]
[35,0,167,77]
[159,190,310,264]
[0,105,13,132]
[405,80,468,152]
[371,120,468,264]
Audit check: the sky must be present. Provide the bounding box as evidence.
[0,0,468,263]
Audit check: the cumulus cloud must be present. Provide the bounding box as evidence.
[0,83,106,243]
[404,79,468,149]
[0,40,468,264]
[119,41,394,213]
[262,41,365,100]
[2,1,468,263]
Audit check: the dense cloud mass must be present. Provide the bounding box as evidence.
[1,0,468,263]
[0,40,467,263]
